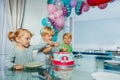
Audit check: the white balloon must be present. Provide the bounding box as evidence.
[55,0,64,9]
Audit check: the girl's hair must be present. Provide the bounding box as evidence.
[8,28,32,42]
[63,33,72,39]
[41,27,54,37]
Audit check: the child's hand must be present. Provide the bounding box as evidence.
[50,55,54,61]
[14,65,23,70]
[46,41,54,46]
[53,42,60,47]
[62,47,68,52]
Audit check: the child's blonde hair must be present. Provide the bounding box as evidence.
[63,33,72,39]
[41,27,54,37]
[8,28,32,42]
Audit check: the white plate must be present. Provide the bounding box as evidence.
[104,60,120,65]
[91,72,120,80]
[24,62,43,68]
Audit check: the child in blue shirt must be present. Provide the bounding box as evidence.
[5,28,52,70]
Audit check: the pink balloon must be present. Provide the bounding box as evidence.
[48,14,56,20]
[54,10,63,18]
[83,1,90,12]
[98,3,108,9]
[55,16,64,27]
[47,4,57,14]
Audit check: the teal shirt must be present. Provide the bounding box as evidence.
[59,43,72,52]
[5,43,47,69]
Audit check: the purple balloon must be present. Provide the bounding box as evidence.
[54,25,62,31]
[70,0,78,8]
[62,6,68,16]
[48,18,56,26]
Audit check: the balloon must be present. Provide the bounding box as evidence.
[41,18,48,26]
[87,0,111,6]
[66,4,72,17]
[55,0,64,9]
[70,0,78,8]
[83,0,90,12]
[98,3,108,9]
[48,14,56,20]
[52,28,58,42]
[54,9,63,18]
[75,1,82,15]
[41,18,52,27]
[52,33,58,42]
[55,16,64,27]
[79,2,84,14]
[62,6,68,16]
[47,0,55,4]
[47,4,57,14]
[62,0,71,5]
[48,18,56,26]
[55,25,63,31]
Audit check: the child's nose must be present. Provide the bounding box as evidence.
[28,40,30,43]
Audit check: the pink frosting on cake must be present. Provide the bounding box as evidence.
[53,52,74,66]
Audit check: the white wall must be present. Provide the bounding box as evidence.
[73,17,120,50]
[72,1,120,51]
[22,0,48,44]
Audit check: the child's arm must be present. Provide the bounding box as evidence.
[5,49,16,69]
[28,42,48,51]
[50,55,54,61]
[42,46,53,54]
[14,65,23,70]
[42,42,60,54]
[53,42,60,47]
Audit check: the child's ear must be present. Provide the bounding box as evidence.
[16,37,20,42]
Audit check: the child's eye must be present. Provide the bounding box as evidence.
[26,37,29,40]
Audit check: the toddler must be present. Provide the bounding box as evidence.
[36,27,59,66]
[59,33,72,52]
[5,28,51,70]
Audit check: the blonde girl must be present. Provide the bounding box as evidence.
[6,28,50,70]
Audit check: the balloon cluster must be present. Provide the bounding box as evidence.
[41,0,91,31]
[41,0,115,41]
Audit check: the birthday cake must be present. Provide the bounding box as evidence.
[53,52,74,67]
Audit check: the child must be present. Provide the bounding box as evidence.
[36,27,59,66]
[59,33,72,52]
[5,28,51,70]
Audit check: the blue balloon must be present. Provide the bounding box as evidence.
[62,0,70,5]
[52,33,58,42]
[41,18,52,27]
[41,18,48,26]
[47,0,55,4]
[75,1,82,15]
[65,4,72,17]
[52,28,58,42]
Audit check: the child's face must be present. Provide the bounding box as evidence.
[43,34,53,42]
[18,31,31,48]
[63,36,72,45]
